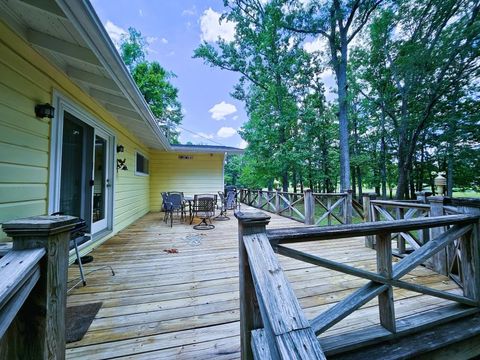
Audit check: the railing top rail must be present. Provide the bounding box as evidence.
[267,214,479,244]
[0,248,45,309]
[313,192,348,196]
[370,200,431,210]
[444,197,480,208]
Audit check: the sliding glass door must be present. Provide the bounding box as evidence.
[58,110,113,235]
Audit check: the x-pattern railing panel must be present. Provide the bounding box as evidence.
[314,195,346,225]
[277,192,305,221]
[269,215,479,336]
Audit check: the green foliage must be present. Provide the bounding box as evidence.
[120,28,183,143]
[192,1,479,197]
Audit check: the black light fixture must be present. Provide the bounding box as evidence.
[116,144,125,153]
[35,103,55,118]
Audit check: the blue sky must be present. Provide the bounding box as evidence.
[91,0,248,148]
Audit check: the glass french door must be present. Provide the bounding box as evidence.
[59,111,112,235]
[91,130,111,234]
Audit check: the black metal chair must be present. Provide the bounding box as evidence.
[161,192,173,224]
[191,194,216,230]
[167,192,186,226]
[226,189,239,211]
[214,191,230,221]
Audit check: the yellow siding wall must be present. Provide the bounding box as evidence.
[150,151,225,211]
[0,20,149,240]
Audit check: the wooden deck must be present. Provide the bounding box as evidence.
[66,207,461,359]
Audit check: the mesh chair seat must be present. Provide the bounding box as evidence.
[191,194,216,230]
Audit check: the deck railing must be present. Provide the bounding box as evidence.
[236,211,480,359]
[0,216,77,359]
[365,195,480,286]
[238,189,363,226]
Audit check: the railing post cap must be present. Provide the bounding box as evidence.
[235,211,271,225]
[2,215,79,237]
[304,188,313,193]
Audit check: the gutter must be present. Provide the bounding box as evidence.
[54,0,172,151]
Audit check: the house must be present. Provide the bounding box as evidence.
[0,0,242,257]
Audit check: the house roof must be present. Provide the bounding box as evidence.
[0,0,170,150]
[0,0,246,154]
[170,144,244,154]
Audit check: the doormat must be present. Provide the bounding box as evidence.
[65,302,102,343]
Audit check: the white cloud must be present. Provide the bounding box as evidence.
[161,38,168,44]
[232,115,239,120]
[147,36,158,44]
[182,6,196,16]
[238,139,248,149]
[217,127,237,138]
[193,132,214,139]
[209,101,237,120]
[104,20,127,48]
[200,8,236,42]
[303,37,325,53]
[139,9,143,17]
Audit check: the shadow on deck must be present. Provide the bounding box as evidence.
[66,208,464,359]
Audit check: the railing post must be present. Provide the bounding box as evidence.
[376,232,396,333]
[428,196,448,275]
[460,219,480,302]
[275,190,280,214]
[1,215,77,360]
[345,190,353,224]
[257,190,262,208]
[363,193,376,248]
[304,189,315,225]
[235,211,271,360]
[415,191,431,244]
[247,189,252,206]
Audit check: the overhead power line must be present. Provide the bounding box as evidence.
[177,125,230,147]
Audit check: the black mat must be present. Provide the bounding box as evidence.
[65,302,102,343]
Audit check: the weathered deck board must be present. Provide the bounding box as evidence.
[66,207,461,359]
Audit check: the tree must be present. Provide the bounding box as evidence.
[352,0,480,198]
[285,0,384,191]
[194,0,313,191]
[120,27,183,143]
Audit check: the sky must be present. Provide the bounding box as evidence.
[90,0,249,148]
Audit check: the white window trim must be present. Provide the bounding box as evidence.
[134,150,150,176]
[49,90,116,235]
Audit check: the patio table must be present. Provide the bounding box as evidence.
[183,196,194,220]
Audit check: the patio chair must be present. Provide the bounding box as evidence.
[161,192,173,224]
[226,189,239,211]
[191,194,216,230]
[162,192,185,227]
[167,192,186,226]
[214,191,230,221]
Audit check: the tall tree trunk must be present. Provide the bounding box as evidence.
[447,150,454,197]
[352,168,357,198]
[380,110,387,199]
[357,166,363,201]
[299,171,304,193]
[335,41,351,191]
[292,171,297,193]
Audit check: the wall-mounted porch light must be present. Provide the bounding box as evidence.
[35,103,55,118]
[116,144,125,153]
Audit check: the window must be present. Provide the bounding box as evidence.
[135,151,149,176]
